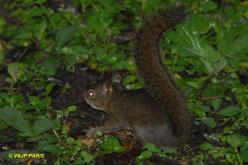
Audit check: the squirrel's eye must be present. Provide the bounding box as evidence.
[88,89,95,98]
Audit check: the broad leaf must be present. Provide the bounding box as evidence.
[0,107,33,137]
[137,150,153,161]
[41,144,60,154]
[33,118,54,136]
[35,20,47,40]
[143,143,161,153]
[218,106,241,117]
[56,26,75,47]
[7,63,25,82]
[241,144,248,163]
[169,25,227,75]
[200,117,217,128]
[100,135,125,153]
[80,151,94,164]
[218,25,248,59]
[200,143,214,151]
[211,98,222,110]
[226,134,247,148]
[41,57,60,76]
[162,147,177,155]
[0,49,3,64]
[60,46,86,66]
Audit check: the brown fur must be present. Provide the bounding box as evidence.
[83,5,191,147]
[135,5,191,142]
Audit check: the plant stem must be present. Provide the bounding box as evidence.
[235,147,243,165]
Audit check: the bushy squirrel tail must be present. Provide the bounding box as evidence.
[135,5,191,142]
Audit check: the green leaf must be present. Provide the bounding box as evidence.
[0,17,6,33]
[226,134,247,148]
[123,75,137,84]
[14,30,33,40]
[185,77,207,89]
[218,25,248,59]
[7,63,25,82]
[0,17,6,27]
[79,151,94,164]
[200,143,214,151]
[0,49,3,64]
[100,135,125,153]
[143,143,161,153]
[87,12,111,33]
[42,57,60,76]
[137,150,153,161]
[56,26,75,47]
[162,147,178,155]
[218,106,241,117]
[211,98,222,110]
[29,96,40,107]
[188,103,209,118]
[28,96,51,110]
[66,106,77,114]
[60,46,86,66]
[44,83,54,96]
[0,107,33,137]
[170,25,227,74]
[41,144,60,154]
[60,46,86,55]
[36,20,47,40]
[32,118,54,137]
[35,0,47,4]
[200,117,217,128]
[241,144,248,162]
[142,0,161,13]
[184,15,210,33]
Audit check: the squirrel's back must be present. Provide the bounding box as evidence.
[83,5,191,147]
[135,5,191,142]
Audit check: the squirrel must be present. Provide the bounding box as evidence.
[83,5,191,147]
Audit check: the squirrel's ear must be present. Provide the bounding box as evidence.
[111,73,125,91]
[111,73,122,83]
[102,73,124,94]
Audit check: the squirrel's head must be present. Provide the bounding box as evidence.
[83,74,123,111]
